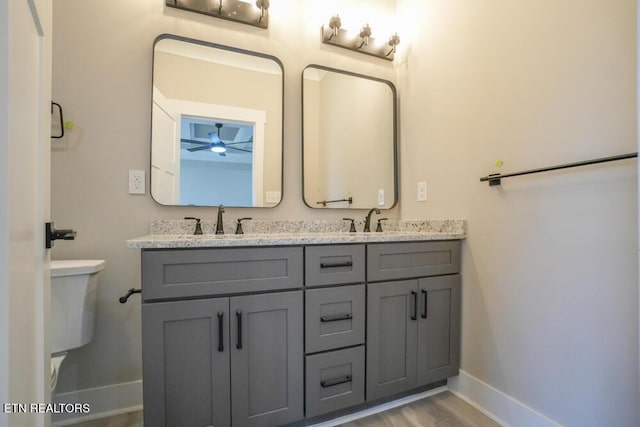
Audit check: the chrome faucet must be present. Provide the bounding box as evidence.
[215,205,225,235]
[184,217,203,235]
[363,207,381,232]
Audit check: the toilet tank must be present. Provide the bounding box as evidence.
[50,260,105,354]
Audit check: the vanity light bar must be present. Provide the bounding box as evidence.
[322,16,400,61]
[166,0,269,29]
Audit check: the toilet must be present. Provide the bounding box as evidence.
[50,260,105,392]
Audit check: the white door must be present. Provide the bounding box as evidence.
[0,1,52,426]
[151,87,180,204]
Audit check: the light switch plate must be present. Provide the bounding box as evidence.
[417,181,427,202]
[378,189,385,206]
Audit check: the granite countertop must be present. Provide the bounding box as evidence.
[127,219,466,249]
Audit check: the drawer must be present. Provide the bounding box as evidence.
[305,245,365,287]
[367,241,461,282]
[141,247,303,301]
[305,285,365,353]
[305,346,365,419]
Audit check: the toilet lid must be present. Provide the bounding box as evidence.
[50,260,105,277]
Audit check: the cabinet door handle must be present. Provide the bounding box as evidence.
[236,310,242,350]
[421,290,428,319]
[217,312,224,352]
[320,313,353,322]
[320,261,353,269]
[411,291,418,320]
[320,375,352,388]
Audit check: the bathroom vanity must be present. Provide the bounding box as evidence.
[129,222,464,427]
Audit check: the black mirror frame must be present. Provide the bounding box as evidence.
[150,34,285,208]
[301,64,398,210]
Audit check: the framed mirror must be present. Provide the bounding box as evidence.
[151,34,283,207]
[302,65,397,209]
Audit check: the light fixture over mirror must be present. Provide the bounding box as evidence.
[151,35,283,207]
[302,65,397,209]
[322,16,400,61]
[166,0,270,29]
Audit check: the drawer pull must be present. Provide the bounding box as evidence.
[236,310,242,350]
[217,312,224,352]
[411,291,418,320]
[320,261,353,269]
[320,313,353,323]
[421,289,428,319]
[321,375,352,388]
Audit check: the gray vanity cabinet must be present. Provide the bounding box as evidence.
[140,240,462,425]
[141,247,304,427]
[143,291,303,427]
[142,298,231,427]
[417,275,461,387]
[366,280,418,401]
[366,275,461,401]
[367,241,461,282]
[366,241,462,402]
[230,291,304,427]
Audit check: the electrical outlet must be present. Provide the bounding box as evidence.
[417,181,427,202]
[378,189,385,206]
[265,191,281,204]
[129,170,145,195]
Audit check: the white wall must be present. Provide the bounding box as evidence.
[180,160,252,206]
[51,0,398,394]
[397,0,639,426]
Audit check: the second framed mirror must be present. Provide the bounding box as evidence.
[302,65,397,209]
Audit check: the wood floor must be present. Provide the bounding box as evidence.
[340,392,500,427]
[70,410,143,427]
[69,391,500,427]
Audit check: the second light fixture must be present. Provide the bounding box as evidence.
[321,15,400,61]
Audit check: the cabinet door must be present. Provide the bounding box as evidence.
[366,280,418,401]
[142,298,230,427]
[417,275,461,386]
[230,291,304,426]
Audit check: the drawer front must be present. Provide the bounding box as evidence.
[305,346,365,419]
[367,241,461,282]
[142,247,303,301]
[305,245,365,287]
[305,285,365,353]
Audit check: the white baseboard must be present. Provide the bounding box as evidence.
[51,380,142,426]
[448,370,563,427]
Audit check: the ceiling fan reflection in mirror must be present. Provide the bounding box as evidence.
[181,122,254,157]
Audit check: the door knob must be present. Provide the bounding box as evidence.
[45,222,77,249]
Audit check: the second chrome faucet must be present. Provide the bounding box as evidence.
[215,205,225,235]
[363,207,381,232]
[214,205,251,235]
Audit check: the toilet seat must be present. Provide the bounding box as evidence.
[51,353,67,392]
